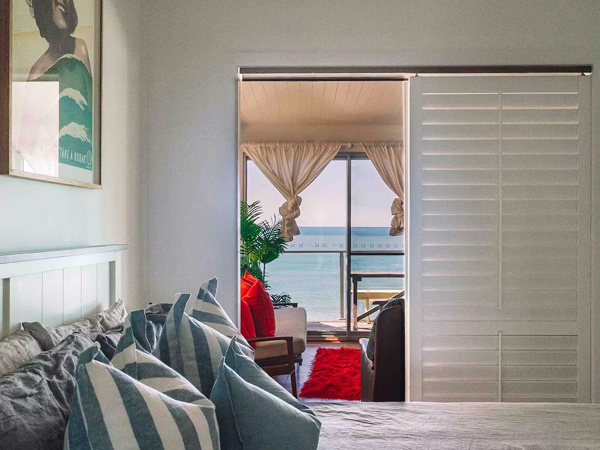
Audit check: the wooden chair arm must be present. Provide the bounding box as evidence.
[247,336,295,365]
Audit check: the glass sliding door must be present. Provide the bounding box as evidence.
[348,158,405,333]
[245,156,405,337]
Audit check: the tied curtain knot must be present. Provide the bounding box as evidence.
[390,197,404,236]
[242,141,342,242]
[279,196,303,242]
[362,141,405,236]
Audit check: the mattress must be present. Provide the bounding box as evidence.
[312,401,600,449]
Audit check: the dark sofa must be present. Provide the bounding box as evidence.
[359,300,405,402]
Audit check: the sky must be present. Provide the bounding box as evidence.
[247,160,396,228]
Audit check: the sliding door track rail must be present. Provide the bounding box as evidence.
[239,65,592,80]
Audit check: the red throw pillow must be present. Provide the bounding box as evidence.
[241,276,254,299]
[242,279,276,337]
[242,270,260,284]
[240,298,256,340]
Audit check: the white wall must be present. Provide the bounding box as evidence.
[0,0,146,310]
[142,0,600,401]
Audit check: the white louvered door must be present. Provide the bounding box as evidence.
[409,75,591,402]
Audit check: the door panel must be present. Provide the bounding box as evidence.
[409,75,591,402]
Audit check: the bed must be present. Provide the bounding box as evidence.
[0,246,128,449]
[313,401,600,449]
[2,246,600,450]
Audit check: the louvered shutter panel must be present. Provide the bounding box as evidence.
[409,76,591,402]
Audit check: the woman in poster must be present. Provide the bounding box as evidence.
[26,0,94,172]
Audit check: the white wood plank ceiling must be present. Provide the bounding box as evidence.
[240,81,404,126]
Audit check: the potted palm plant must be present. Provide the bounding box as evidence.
[240,200,291,305]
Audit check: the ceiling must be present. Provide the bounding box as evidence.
[239,81,405,127]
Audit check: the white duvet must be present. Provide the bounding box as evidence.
[312,402,600,449]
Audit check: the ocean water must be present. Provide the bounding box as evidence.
[267,227,405,320]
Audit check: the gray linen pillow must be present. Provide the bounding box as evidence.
[23,300,126,351]
[23,317,103,351]
[0,333,94,450]
[0,330,43,376]
[98,299,127,330]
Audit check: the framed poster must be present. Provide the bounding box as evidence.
[1,0,102,188]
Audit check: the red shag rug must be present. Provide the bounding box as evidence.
[299,347,361,401]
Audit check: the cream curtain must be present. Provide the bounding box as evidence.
[363,141,405,236]
[242,141,342,242]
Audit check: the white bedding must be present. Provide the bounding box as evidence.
[312,402,600,449]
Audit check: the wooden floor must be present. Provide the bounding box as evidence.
[273,341,361,401]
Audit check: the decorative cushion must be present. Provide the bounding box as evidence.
[0,333,94,450]
[210,359,321,450]
[120,309,156,353]
[0,330,43,376]
[145,302,172,329]
[154,293,191,371]
[23,300,126,351]
[243,271,261,284]
[95,309,165,362]
[112,310,162,367]
[145,315,166,348]
[64,355,220,450]
[240,276,253,298]
[366,294,404,361]
[145,303,171,351]
[192,277,254,352]
[97,299,127,331]
[240,299,256,340]
[225,337,316,417]
[242,274,276,337]
[145,302,172,315]
[23,317,104,351]
[156,293,252,397]
[110,313,216,413]
[94,327,123,361]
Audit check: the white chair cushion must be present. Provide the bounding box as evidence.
[254,308,307,360]
[254,337,306,360]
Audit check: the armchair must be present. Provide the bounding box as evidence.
[360,300,405,402]
[248,306,307,397]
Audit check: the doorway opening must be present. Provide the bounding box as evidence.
[239,78,407,340]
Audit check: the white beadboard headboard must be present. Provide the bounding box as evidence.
[0,245,127,339]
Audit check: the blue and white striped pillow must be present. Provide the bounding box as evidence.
[191,278,254,353]
[65,344,220,450]
[155,292,250,397]
[111,309,153,359]
[112,310,219,409]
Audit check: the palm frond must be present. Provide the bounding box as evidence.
[240,200,288,297]
[241,200,263,224]
[257,216,287,265]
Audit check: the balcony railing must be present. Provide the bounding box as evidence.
[270,248,405,332]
